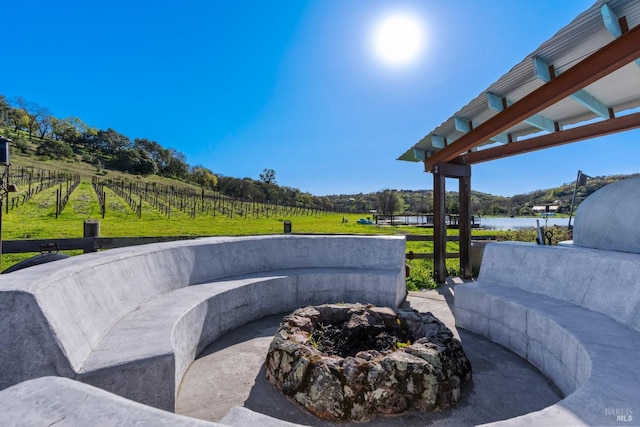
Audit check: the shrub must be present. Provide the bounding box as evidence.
[495,225,571,245]
[12,137,30,154]
[81,153,97,164]
[406,259,438,290]
[35,140,73,160]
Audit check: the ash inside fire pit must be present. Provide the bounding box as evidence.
[309,310,411,358]
[266,303,472,423]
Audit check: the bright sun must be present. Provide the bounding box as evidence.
[372,12,425,66]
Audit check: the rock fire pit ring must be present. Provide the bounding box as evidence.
[266,303,472,423]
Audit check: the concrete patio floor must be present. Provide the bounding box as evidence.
[176,279,562,426]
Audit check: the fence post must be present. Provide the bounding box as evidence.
[83,220,100,253]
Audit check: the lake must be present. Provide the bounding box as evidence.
[479,216,570,230]
[384,215,570,230]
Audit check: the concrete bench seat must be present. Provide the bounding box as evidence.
[456,242,640,426]
[0,235,406,415]
[78,267,400,409]
[0,376,305,427]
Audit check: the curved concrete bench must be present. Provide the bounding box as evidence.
[0,376,305,426]
[456,242,640,426]
[0,235,406,413]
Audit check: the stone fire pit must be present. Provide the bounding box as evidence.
[265,304,472,423]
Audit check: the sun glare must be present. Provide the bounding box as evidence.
[372,12,425,67]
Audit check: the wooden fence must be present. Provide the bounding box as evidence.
[404,234,496,260]
[2,224,497,261]
[2,235,202,254]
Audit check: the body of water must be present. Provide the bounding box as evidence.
[383,215,570,230]
[479,216,570,230]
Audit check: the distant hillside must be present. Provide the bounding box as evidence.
[3,94,638,217]
[6,130,635,217]
[1,94,335,212]
[324,173,640,216]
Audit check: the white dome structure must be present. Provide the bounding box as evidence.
[574,177,640,254]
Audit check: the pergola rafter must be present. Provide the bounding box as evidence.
[423,22,640,172]
[398,1,640,283]
[454,110,640,165]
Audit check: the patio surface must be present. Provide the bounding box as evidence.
[176,278,563,426]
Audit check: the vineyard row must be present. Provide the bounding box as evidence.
[4,167,348,219]
[93,177,347,219]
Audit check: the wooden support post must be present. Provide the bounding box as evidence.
[433,170,447,283]
[83,220,100,253]
[459,172,472,279]
[433,163,472,283]
[0,197,3,272]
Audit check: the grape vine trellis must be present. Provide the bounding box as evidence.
[3,169,346,220]
[55,174,81,218]
[92,177,345,219]
[4,167,80,216]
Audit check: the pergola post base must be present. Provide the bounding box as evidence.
[432,163,471,283]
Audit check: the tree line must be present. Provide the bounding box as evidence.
[325,173,639,217]
[0,94,337,212]
[4,94,633,217]
[1,94,201,178]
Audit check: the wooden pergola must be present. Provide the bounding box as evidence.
[398,0,640,282]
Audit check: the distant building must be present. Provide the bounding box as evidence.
[532,205,559,213]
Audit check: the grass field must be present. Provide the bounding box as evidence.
[0,130,568,290]
[1,143,501,289]
[0,176,471,289]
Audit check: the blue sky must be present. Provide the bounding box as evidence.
[3,0,638,197]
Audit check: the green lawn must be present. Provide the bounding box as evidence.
[0,178,503,289]
[1,180,407,267]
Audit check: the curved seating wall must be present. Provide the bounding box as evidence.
[455,241,640,426]
[476,241,640,332]
[0,376,302,426]
[0,235,406,405]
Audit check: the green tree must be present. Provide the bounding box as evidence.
[259,168,277,185]
[35,139,73,159]
[191,165,218,190]
[163,148,189,179]
[51,117,92,150]
[133,138,171,171]
[0,95,11,126]
[51,117,74,141]
[37,113,52,139]
[446,193,459,214]
[414,195,432,214]
[14,97,48,141]
[488,203,508,216]
[114,148,158,175]
[8,108,29,133]
[376,189,401,216]
[95,128,131,155]
[519,206,534,216]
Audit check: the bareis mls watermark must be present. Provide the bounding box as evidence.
[605,408,633,422]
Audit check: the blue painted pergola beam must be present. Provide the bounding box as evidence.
[602,3,622,37]
[601,3,640,67]
[455,115,510,144]
[431,135,447,149]
[454,116,511,151]
[486,92,557,133]
[454,116,472,133]
[533,57,612,119]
